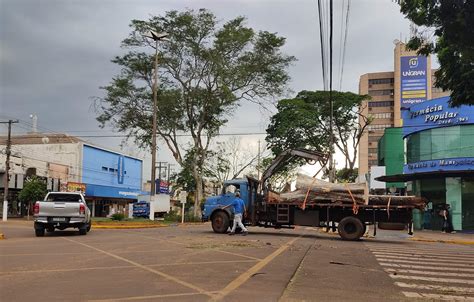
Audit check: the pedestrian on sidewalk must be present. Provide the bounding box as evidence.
[222,191,248,236]
[440,205,455,233]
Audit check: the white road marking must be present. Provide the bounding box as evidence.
[366,246,474,255]
[374,254,474,264]
[379,262,474,273]
[375,258,472,267]
[395,282,474,294]
[402,291,474,301]
[385,268,473,278]
[371,251,474,260]
[389,274,474,285]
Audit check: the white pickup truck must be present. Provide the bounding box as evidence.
[33,192,91,237]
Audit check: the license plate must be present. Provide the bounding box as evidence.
[52,217,66,222]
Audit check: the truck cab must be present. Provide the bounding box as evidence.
[202,176,259,233]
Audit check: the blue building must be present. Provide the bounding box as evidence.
[378,97,474,231]
[82,144,145,217]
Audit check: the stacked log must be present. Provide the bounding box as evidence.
[267,174,426,209]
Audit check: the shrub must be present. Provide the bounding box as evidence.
[111,213,125,221]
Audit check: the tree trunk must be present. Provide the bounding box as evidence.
[192,170,203,218]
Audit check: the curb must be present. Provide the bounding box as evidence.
[409,237,474,246]
[92,224,167,229]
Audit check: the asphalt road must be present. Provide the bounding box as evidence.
[1,221,473,302]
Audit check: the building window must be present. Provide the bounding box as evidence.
[369,160,379,166]
[369,148,378,153]
[369,136,381,143]
[102,167,108,172]
[369,101,394,108]
[406,125,474,163]
[370,112,393,119]
[368,89,394,97]
[367,124,393,131]
[368,78,394,85]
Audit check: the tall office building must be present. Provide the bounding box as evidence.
[358,42,450,181]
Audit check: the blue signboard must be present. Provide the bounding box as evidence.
[400,56,428,108]
[404,157,474,174]
[85,183,148,199]
[403,96,474,137]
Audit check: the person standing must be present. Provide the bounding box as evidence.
[441,205,455,233]
[223,192,248,236]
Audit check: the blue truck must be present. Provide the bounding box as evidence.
[202,149,417,241]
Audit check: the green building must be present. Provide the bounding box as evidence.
[377,128,405,194]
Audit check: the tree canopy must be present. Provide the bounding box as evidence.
[399,0,474,107]
[95,9,295,215]
[18,176,47,205]
[266,90,370,172]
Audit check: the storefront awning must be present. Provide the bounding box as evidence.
[376,170,474,182]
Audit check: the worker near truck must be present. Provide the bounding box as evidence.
[222,191,248,236]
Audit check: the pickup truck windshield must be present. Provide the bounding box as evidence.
[46,194,82,202]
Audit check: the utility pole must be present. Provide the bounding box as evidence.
[329,0,335,183]
[2,120,18,221]
[257,140,261,181]
[144,31,169,201]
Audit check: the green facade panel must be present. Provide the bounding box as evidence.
[378,128,404,189]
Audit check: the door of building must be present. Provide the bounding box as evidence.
[420,178,446,230]
[462,177,474,230]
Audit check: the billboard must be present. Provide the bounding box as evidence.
[400,56,428,108]
[402,96,474,137]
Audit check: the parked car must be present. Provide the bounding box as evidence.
[33,192,91,237]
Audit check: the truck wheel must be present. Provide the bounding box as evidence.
[35,228,45,237]
[86,222,92,232]
[78,224,88,235]
[338,217,364,241]
[211,211,230,234]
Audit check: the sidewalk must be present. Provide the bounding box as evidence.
[409,229,474,245]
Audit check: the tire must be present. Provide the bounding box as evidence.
[79,224,88,235]
[35,228,45,237]
[211,211,230,234]
[86,222,92,232]
[338,216,364,241]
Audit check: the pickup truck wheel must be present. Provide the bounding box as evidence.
[86,222,92,232]
[35,228,45,237]
[78,224,88,235]
[338,216,364,241]
[211,211,230,234]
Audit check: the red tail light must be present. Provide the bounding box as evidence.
[33,202,40,215]
[79,204,85,215]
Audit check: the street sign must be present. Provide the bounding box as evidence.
[179,191,187,204]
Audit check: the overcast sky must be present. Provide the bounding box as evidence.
[0,0,415,180]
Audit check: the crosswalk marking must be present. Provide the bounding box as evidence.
[372,251,474,260]
[368,248,474,258]
[402,291,474,301]
[389,273,474,285]
[375,257,472,267]
[395,282,474,294]
[385,268,473,278]
[367,242,474,300]
[380,262,474,273]
[374,254,474,264]
[366,246,474,255]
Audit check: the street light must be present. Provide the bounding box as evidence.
[144,31,169,199]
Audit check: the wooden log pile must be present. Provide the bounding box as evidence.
[267,174,426,209]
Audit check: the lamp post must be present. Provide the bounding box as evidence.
[144,31,169,200]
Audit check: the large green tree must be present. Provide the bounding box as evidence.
[18,176,47,213]
[399,0,474,107]
[266,90,371,172]
[95,9,295,215]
